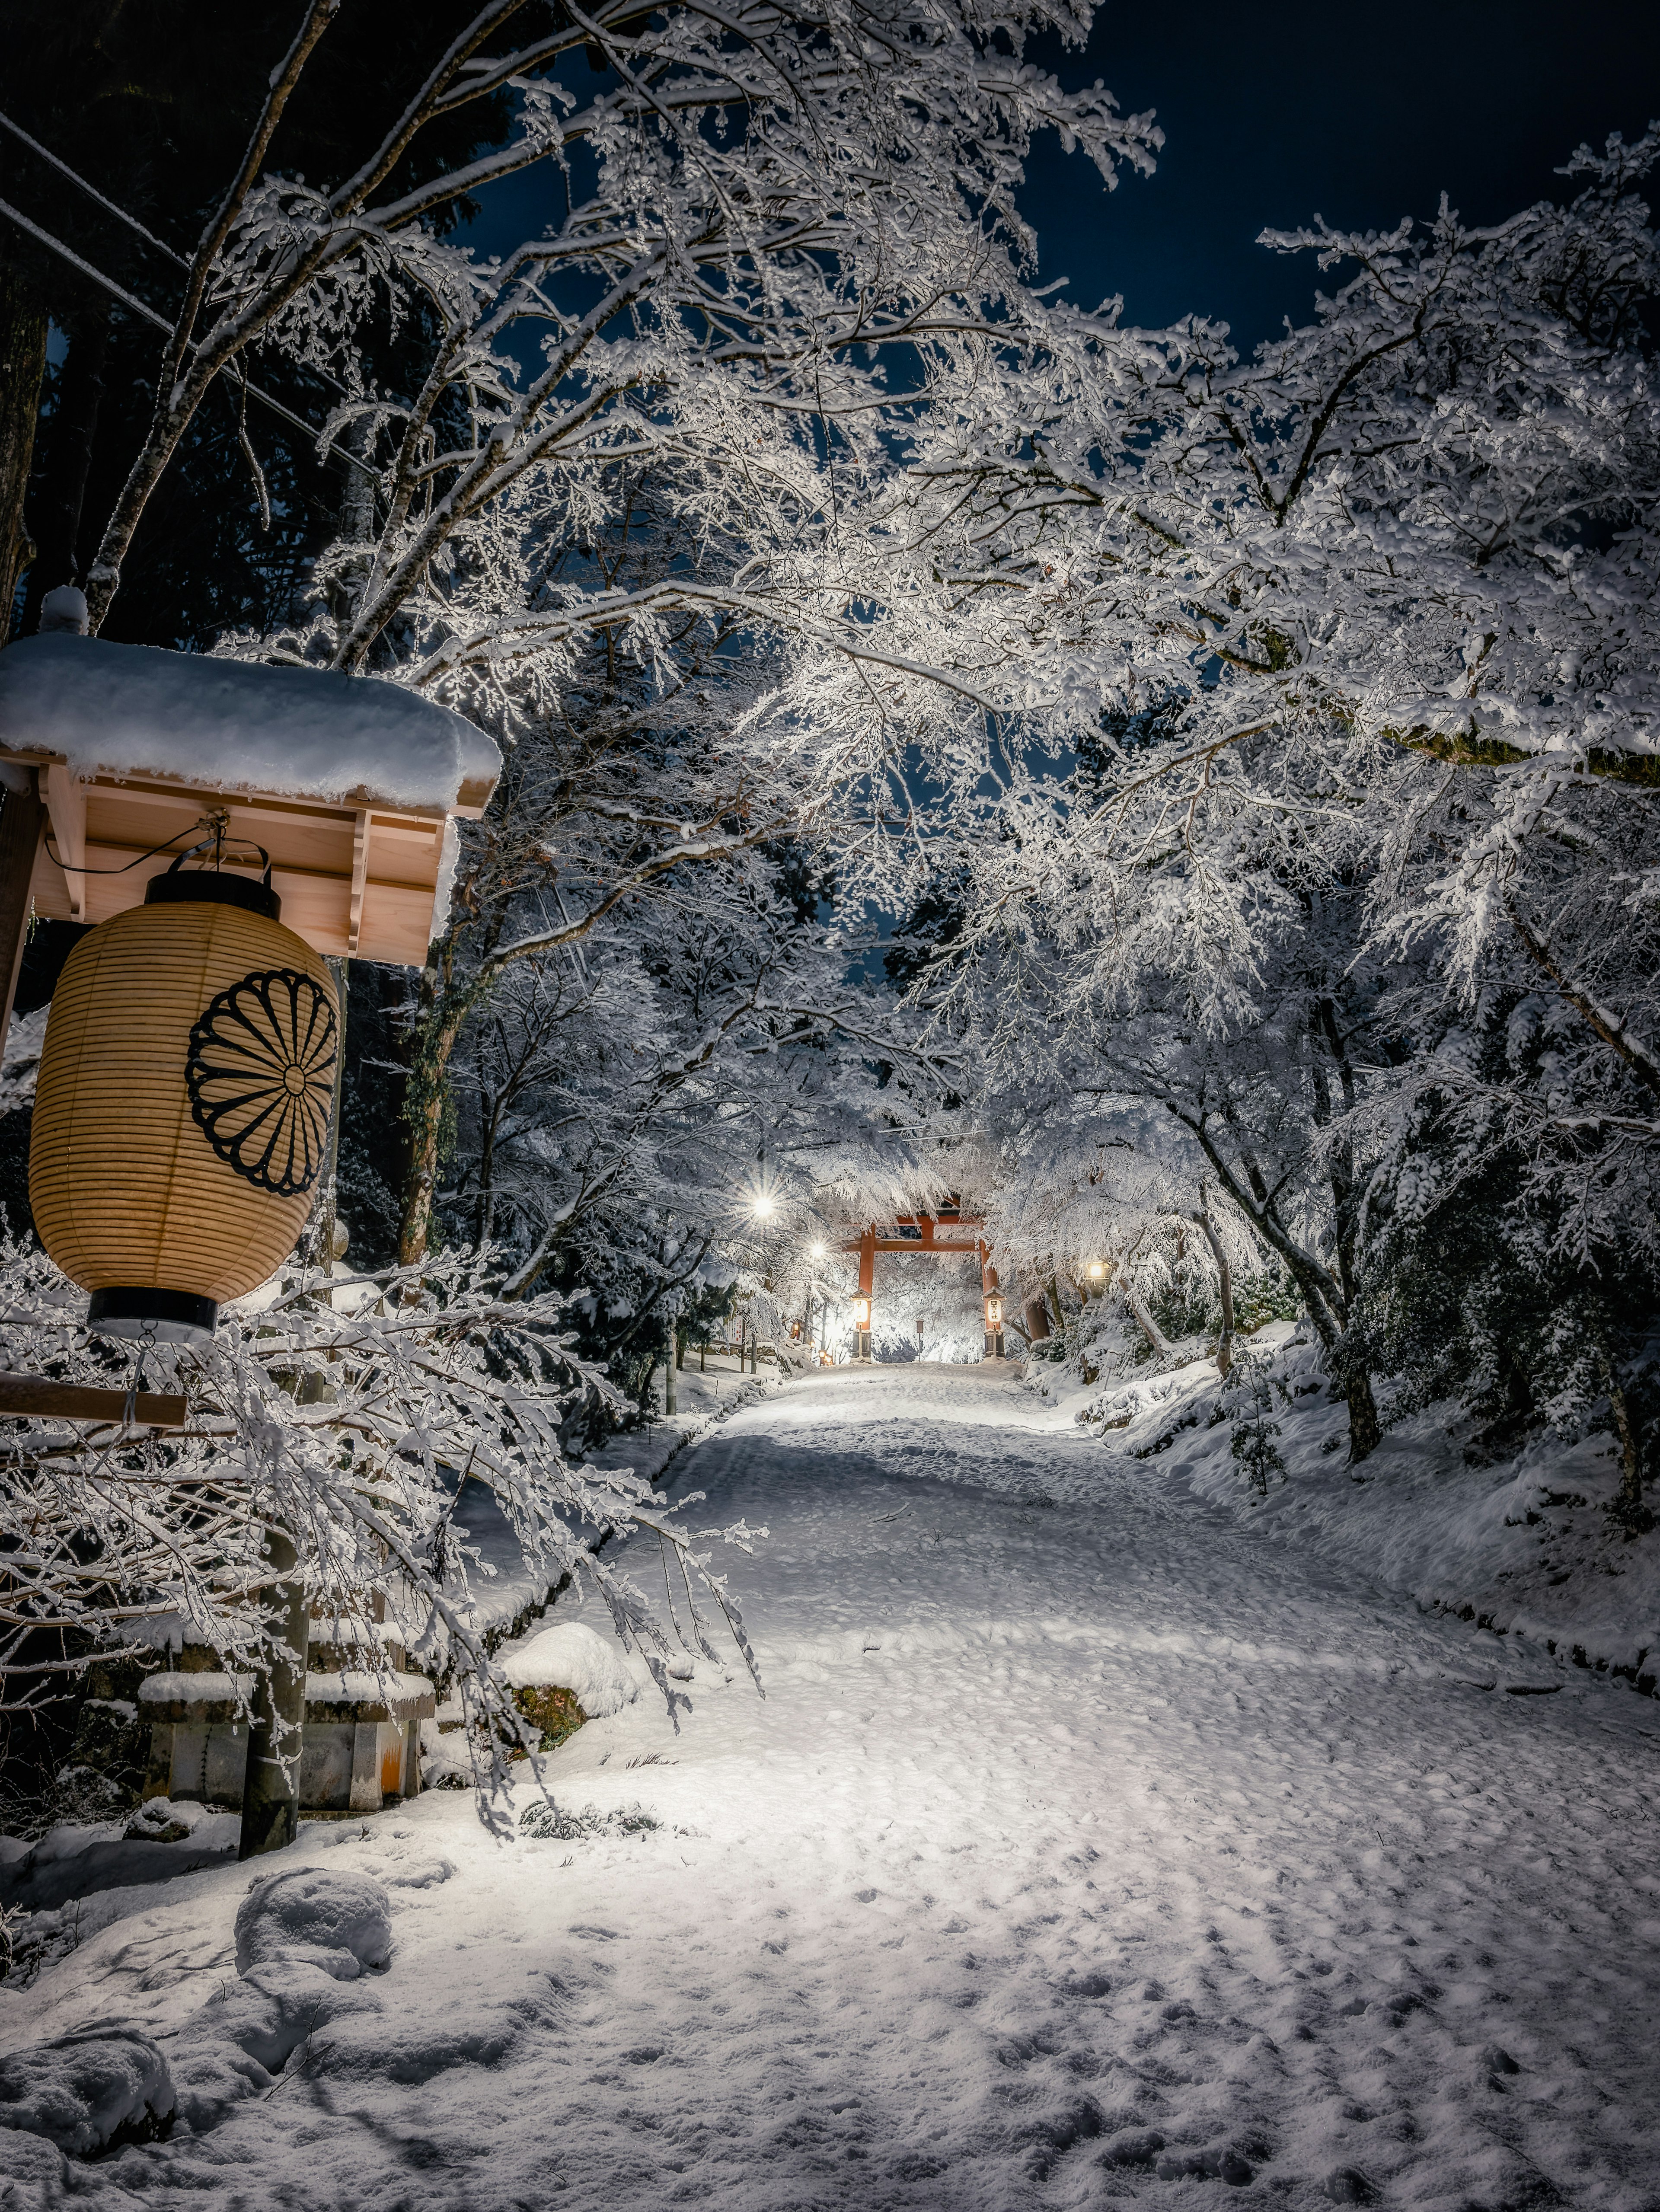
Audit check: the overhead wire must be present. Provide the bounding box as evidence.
[0,114,375,478]
[0,105,189,267]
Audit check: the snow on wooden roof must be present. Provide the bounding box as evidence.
[0,636,501,964]
[0,634,499,815]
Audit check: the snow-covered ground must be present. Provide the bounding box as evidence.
[4,1362,1659,2209]
[1029,1324,1660,1690]
[458,1351,791,1638]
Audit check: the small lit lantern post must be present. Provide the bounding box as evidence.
[0,618,498,1857]
[851,1292,872,1362]
[983,1290,1005,1360]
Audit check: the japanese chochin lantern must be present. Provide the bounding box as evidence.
[29,862,339,1345]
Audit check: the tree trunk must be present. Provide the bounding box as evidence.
[1124,1279,1177,1362]
[398,992,469,1266]
[0,769,47,1062]
[1599,1343,1650,1536]
[238,1523,310,1861]
[1194,1197,1234,1377]
[1344,1360,1382,1465]
[19,304,110,635]
[0,262,49,639]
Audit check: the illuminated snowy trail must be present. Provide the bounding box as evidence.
[10,1364,1660,2211]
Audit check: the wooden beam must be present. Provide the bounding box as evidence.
[42,763,86,921]
[0,1373,188,1428]
[348,808,369,955]
[0,767,47,1064]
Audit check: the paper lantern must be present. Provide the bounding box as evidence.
[984,1295,1004,1328]
[29,865,339,1344]
[852,1295,871,1329]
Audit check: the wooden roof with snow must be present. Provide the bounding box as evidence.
[0,635,500,965]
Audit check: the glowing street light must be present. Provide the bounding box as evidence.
[751,1192,776,1220]
[809,1241,826,1258]
[1087,1261,1105,1280]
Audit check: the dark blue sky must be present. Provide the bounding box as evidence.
[1017,0,1660,348]
[466,3,1660,353]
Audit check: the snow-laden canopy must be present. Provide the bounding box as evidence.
[0,635,499,814]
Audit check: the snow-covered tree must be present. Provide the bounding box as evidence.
[0,1238,763,1827]
[885,132,1660,1468]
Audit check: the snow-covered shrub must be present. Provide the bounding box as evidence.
[501,1623,638,1722]
[1223,1353,1289,1497]
[0,1236,764,1830]
[519,1800,660,1842]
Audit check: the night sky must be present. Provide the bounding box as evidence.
[465,3,1660,354]
[1017,0,1660,348]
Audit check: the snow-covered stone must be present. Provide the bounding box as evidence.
[499,1621,639,1719]
[233,1867,392,1982]
[0,2027,173,2154]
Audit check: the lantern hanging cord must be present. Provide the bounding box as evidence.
[121,1352,149,1434]
[45,814,266,879]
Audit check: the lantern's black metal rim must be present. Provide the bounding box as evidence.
[88,1287,218,1347]
[145,868,281,922]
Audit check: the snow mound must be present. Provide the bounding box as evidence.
[191,1958,377,2073]
[123,1796,217,1843]
[0,2027,174,2155]
[500,1621,639,1718]
[234,1868,392,1982]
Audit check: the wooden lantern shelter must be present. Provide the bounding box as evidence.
[839,1195,1004,1360]
[0,628,500,1375]
[0,626,501,1853]
[0,630,500,1058]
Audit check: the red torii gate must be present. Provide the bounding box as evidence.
[838,1195,1004,1361]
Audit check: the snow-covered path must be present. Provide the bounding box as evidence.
[9,1364,1660,2211]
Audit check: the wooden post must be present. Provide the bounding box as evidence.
[856,1229,876,1360]
[238,1523,310,1860]
[0,1374,186,1426]
[0,767,47,1065]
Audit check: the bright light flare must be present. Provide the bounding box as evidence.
[809,1241,826,1258]
[1087,1261,1105,1279]
[752,1193,777,1220]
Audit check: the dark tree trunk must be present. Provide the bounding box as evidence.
[0,262,49,638]
[238,1523,309,1861]
[19,304,110,635]
[1599,1341,1651,1537]
[1194,1196,1234,1377]
[1344,1360,1382,1465]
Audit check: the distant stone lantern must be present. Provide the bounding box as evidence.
[0,618,499,1347]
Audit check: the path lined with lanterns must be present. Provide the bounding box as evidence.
[13,1359,1657,2208]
